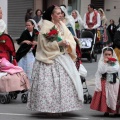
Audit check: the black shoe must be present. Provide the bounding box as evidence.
[104,112,109,117]
[114,114,119,117]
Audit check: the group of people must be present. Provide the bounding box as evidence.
[0,3,120,118]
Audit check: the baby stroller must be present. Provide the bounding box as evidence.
[0,33,30,104]
[75,39,92,104]
[80,29,97,63]
[81,76,92,104]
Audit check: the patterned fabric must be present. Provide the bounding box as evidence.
[18,50,35,81]
[90,80,116,113]
[27,59,83,113]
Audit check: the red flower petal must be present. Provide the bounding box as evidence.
[108,57,117,62]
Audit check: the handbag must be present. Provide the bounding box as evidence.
[78,64,87,77]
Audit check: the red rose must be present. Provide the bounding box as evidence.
[35,32,39,35]
[108,57,117,62]
[48,30,58,36]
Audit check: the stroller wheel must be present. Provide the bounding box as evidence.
[0,95,7,104]
[21,94,28,103]
[87,94,92,104]
[6,94,11,104]
[84,94,88,104]
[13,93,17,100]
[89,57,92,63]
[87,57,92,63]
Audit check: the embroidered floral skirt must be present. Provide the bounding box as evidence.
[27,59,82,113]
[90,80,116,113]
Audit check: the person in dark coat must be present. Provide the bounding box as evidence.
[107,19,116,43]
[33,9,42,24]
[25,8,33,22]
[16,19,39,81]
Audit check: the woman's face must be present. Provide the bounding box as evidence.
[110,20,114,24]
[26,21,34,32]
[51,8,62,22]
[72,11,77,19]
[98,10,103,17]
[37,10,41,16]
[103,50,113,59]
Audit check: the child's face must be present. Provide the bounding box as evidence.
[26,21,34,32]
[0,9,3,19]
[103,50,113,59]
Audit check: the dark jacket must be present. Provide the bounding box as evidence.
[114,27,120,49]
[107,24,116,42]
[33,16,41,24]
[16,29,38,62]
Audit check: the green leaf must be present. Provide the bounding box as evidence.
[57,36,62,42]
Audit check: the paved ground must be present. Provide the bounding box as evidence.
[7,42,119,120]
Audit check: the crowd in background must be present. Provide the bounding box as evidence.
[0,4,120,118]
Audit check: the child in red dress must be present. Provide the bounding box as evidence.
[90,47,120,116]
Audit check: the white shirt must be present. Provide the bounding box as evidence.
[83,11,101,29]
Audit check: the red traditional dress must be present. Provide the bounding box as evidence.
[90,47,120,114]
[75,39,82,70]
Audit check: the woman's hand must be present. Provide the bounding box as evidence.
[74,36,78,41]
[32,41,37,46]
[58,40,69,47]
[22,40,32,45]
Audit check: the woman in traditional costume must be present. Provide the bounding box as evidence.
[90,47,120,116]
[71,10,83,38]
[60,6,82,70]
[114,18,120,115]
[16,19,39,81]
[60,5,76,36]
[27,5,83,116]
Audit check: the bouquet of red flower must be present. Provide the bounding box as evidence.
[43,26,63,51]
[43,26,62,42]
[107,57,117,66]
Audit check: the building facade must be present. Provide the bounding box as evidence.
[0,0,120,38]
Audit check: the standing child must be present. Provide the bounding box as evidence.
[16,19,39,81]
[90,47,120,116]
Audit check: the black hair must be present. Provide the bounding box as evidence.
[42,5,59,21]
[26,8,33,14]
[118,17,120,24]
[103,47,113,55]
[88,4,95,9]
[110,19,115,24]
[35,9,42,16]
[26,19,34,26]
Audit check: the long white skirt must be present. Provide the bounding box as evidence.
[27,54,83,113]
[18,50,35,81]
